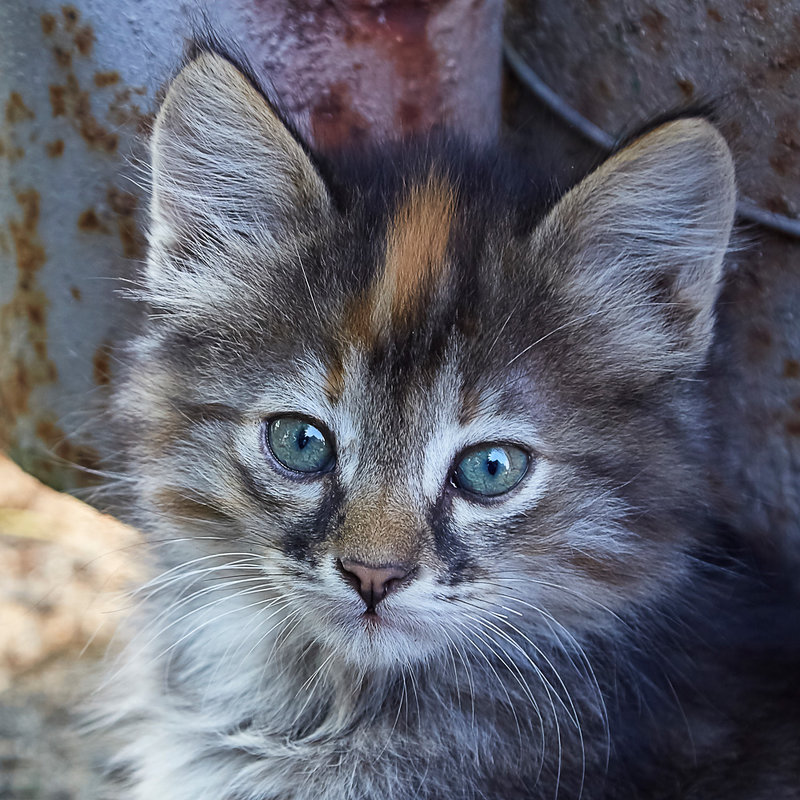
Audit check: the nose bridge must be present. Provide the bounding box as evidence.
[337,489,422,567]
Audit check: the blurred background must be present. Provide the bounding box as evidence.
[0,454,140,798]
[1,0,798,796]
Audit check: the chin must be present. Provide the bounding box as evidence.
[317,600,445,670]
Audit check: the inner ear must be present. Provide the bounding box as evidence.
[533,118,736,373]
[150,50,330,251]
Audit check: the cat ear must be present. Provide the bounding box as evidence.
[536,118,736,374]
[146,51,330,308]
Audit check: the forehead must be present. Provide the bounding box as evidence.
[286,161,554,429]
[312,168,540,476]
[344,172,456,345]
[165,154,556,426]
[320,165,515,388]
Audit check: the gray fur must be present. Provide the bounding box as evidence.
[93,52,797,800]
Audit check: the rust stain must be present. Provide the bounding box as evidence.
[595,78,613,101]
[343,1,447,136]
[10,190,46,281]
[641,8,667,50]
[398,101,422,131]
[45,139,65,158]
[676,78,695,99]
[768,117,799,177]
[784,359,800,379]
[771,50,800,75]
[92,342,113,386]
[77,207,107,233]
[707,8,723,22]
[769,17,800,75]
[0,190,57,450]
[107,87,149,129]
[94,70,120,88]
[0,140,25,162]
[107,186,144,259]
[48,74,118,153]
[61,5,79,30]
[744,323,773,364]
[310,81,370,151]
[49,85,66,117]
[744,0,769,21]
[41,12,57,36]
[68,73,118,151]
[74,24,94,57]
[53,44,72,68]
[44,11,124,153]
[765,195,791,215]
[786,419,800,437]
[2,3,143,477]
[5,92,34,125]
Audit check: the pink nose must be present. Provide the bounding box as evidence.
[337,559,413,610]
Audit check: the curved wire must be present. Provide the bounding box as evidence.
[503,40,800,240]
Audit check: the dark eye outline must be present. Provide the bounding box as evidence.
[449,442,531,501]
[261,414,337,477]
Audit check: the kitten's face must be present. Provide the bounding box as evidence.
[117,53,735,669]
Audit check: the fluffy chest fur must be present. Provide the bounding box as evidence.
[98,45,800,800]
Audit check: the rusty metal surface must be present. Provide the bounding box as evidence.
[0,2,162,490]
[506,1,800,562]
[0,0,503,491]
[228,0,503,150]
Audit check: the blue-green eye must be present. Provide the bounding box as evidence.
[452,444,529,498]
[266,416,334,474]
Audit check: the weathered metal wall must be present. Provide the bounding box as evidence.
[0,0,502,490]
[0,1,172,490]
[230,0,502,150]
[506,0,800,564]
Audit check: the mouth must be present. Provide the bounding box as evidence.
[320,598,441,668]
[359,607,386,629]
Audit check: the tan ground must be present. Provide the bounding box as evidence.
[0,454,143,799]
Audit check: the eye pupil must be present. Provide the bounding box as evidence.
[266,417,334,474]
[453,444,528,498]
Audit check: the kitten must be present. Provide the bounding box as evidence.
[100,44,800,799]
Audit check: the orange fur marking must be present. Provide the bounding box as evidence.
[372,174,455,329]
[323,353,346,404]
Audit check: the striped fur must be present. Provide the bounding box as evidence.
[97,48,800,800]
